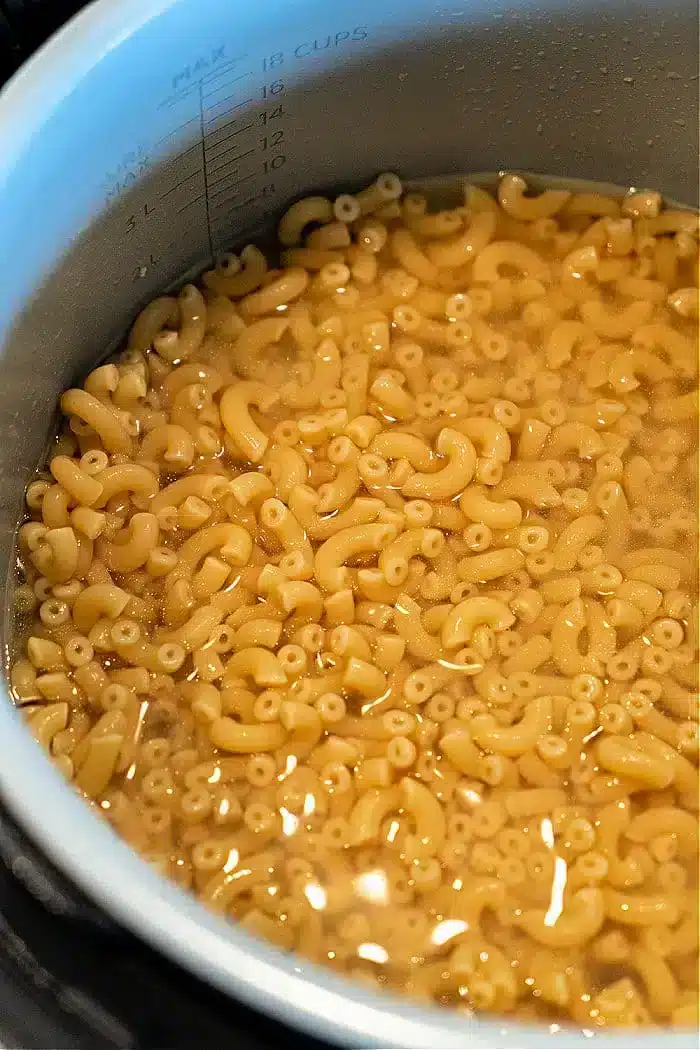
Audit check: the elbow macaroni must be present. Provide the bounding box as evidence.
[9,172,698,1030]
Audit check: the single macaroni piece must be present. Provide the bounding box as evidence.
[9,171,698,1030]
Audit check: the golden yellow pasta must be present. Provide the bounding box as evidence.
[9,173,698,1031]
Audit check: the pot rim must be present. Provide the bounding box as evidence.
[0,3,697,1047]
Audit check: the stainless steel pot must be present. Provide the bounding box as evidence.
[0,1,697,1045]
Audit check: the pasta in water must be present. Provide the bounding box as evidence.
[9,172,699,1029]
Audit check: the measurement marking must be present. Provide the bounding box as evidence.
[205,99,253,126]
[206,139,243,166]
[178,192,206,214]
[211,172,257,205]
[211,195,241,215]
[158,82,199,109]
[202,73,251,103]
[208,147,255,179]
[209,171,254,200]
[167,142,201,165]
[207,167,241,193]
[160,169,202,198]
[198,82,214,262]
[203,85,251,113]
[206,115,254,143]
[201,55,248,86]
[211,192,261,224]
[155,117,199,145]
[205,124,255,157]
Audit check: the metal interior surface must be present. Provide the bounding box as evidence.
[0,0,697,1046]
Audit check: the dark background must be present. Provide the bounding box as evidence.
[0,0,91,77]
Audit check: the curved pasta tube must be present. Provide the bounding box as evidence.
[315,462,361,514]
[552,514,604,571]
[74,733,123,798]
[224,647,288,687]
[220,381,279,463]
[343,657,388,701]
[497,475,561,508]
[264,445,309,502]
[545,422,605,460]
[99,512,159,573]
[632,322,698,378]
[390,228,440,283]
[230,317,290,381]
[608,348,673,393]
[516,888,605,948]
[259,498,311,561]
[440,728,483,777]
[92,464,159,508]
[545,320,596,369]
[151,474,230,513]
[314,522,396,593]
[400,776,446,857]
[71,584,130,633]
[49,456,104,507]
[278,196,333,246]
[28,702,70,749]
[127,296,178,353]
[278,699,323,759]
[579,299,654,339]
[424,211,497,268]
[633,731,697,794]
[402,429,476,501]
[460,485,522,529]
[498,174,570,220]
[281,338,341,410]
[348,786,401,845]
[161,604,225,651]
[629,951,680,1021]
[170,524,253,584]
[229,472,275,508]
[210,717,286,753]
[441,596,514,650]
[369,432,434,470]
[551,598,615,676]
[470,695,552,757]
[456,547,524,584]
[289,488,383,543]
[153,285,206,362]
[625,807,698,859]
[452,418,511,462]
[449,939,517,1011]
[502,633,552,674]
[369,372,416,421]
[379,527,445,586]
[602,888,681,927]
[60,389,132,455]
[165,362,224,402]
[595,736,674,790]
[233,618,283,651]
[202,846,284,911]
[31,527,79,583]
[202,245,268,297]
[139,424,195,472]
[473,240,548,282]
[436,875,506,926]
[394,593,444,662]
[276,581,323,621]
[619,547,691,575]
[238,268,309,321]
